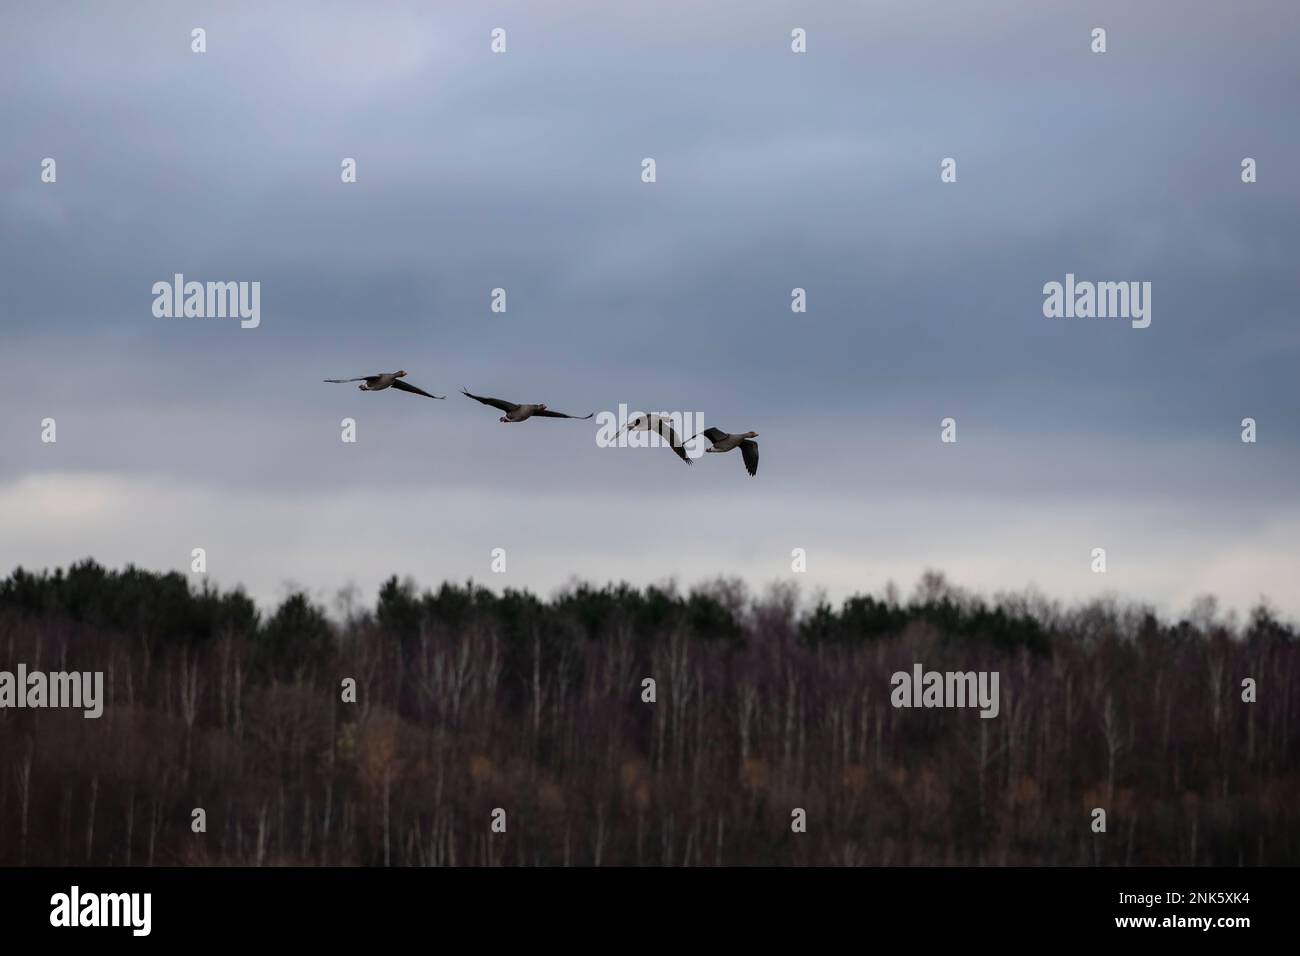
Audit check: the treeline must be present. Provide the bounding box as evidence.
[0,560,1297,866]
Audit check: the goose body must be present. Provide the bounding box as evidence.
[698,427,760,476]
[323,370,444,399]
[461,388,593,423]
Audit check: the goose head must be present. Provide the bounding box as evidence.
[396,370,409,377]
[744,431,759,438]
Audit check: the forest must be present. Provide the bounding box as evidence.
[1,559,1296,866]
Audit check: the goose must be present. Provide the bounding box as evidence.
[323,371,445,399]
[619,414,692,465]
[696,427,760,476]
[461,388,594,423]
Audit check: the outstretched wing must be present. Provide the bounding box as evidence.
[651,415,691,464]
[534,408,594,420]
[700,427,729,444]
[324,376,375,383]
[461,389,519,413]
[740,439,759,477]
[392,379,445,399]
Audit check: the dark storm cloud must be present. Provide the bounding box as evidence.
[1,1,1297,613]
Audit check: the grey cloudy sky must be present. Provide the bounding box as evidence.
[2,1,1297,617]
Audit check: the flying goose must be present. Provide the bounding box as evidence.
[620,414,692,465]
[696,427,760,476]
[323,371,445,399]
[461,388,594,422]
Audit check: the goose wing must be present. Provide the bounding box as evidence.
[533,408,594,420]
[699,427,729,444]
[392,379,445,399]
[461,389,519,413]
[650,415,691,464]
[324,375,377,383]
[740,439,759,477]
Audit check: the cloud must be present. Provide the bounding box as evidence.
[2,1,1297,614]
[2,470,1297,621]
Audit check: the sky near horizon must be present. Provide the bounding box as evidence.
[2,1,1297,618]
